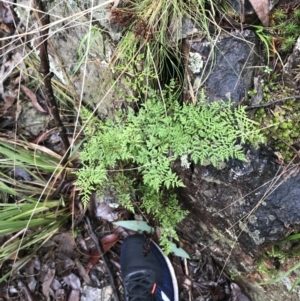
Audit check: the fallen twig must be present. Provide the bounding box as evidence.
[246,95,300,110]
[32,0,70,153]
[85,216,121,301]
[32,0,70,198]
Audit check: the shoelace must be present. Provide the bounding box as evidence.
[125,272,156,301]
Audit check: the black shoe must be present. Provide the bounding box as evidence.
[120,234,178,301]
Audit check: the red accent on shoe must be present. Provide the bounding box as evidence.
[151,283,157,294]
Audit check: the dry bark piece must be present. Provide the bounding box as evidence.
[248,0,269,26]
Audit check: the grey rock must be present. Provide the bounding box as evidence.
[15,0,130,118]
[187,30,258,104]
[175,147,300,300]
[17,102,50,136]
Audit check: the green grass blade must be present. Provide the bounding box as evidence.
[260,261,300,285]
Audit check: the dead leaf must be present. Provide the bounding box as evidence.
[86,248,101,274]
[55,289,67,301]
[25,258,37,291]
[231,283,251,301]
[63,273,81,290]
[86,233,119,273]
[0,1,14,24]
[77,236,88,252]
[88,193,119,222]
[55,232,76,257]
[18,281,37,301]
[63,274,81,301]
[0,22,12,33]
[75,259,91,284]
[101,233,119,252]
[0,93,16,115]
[30,131,52,144]
[41,265,55,298]
[51,278,62,291]
[1,52,28,83]
[248,0,269,26]
[68,289,80,301]
[20,85,47,113]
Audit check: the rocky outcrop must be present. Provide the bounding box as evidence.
[176,147,300,300]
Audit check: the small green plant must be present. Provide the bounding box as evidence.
[252,7,300,69]
[281,36,297,52]
[110,0,223,93]
[294,9,300,19]
[114,220,190,258]
[254,97,300,161]
[76,82,265,252]
[252,25,273,65]
[271,7,300,52]
[273,9,286,21]
[280,21,298,35]
[0,140,70,282]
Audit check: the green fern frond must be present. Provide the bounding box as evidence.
[76,81,264,251]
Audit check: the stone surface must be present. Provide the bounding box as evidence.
[187,30,258,104]
[17,102,50,136]
[15,0,129,118]
[175,147,300,300]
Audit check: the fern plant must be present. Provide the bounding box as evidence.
[75,82,264,252]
